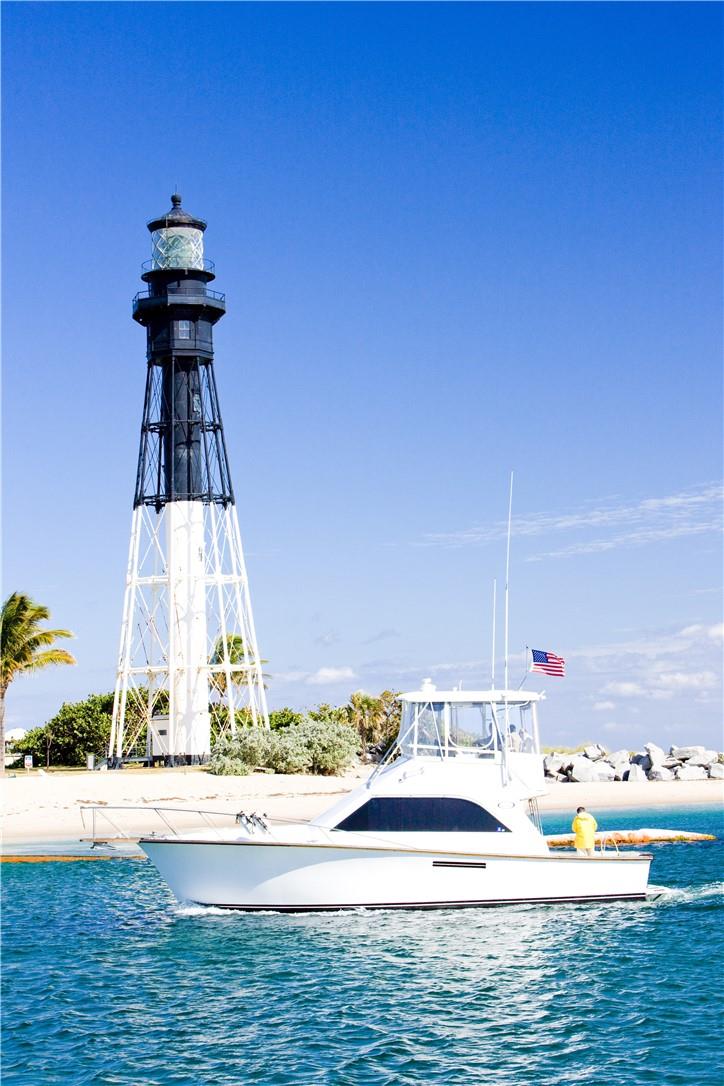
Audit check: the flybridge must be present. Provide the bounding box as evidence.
[396,680,543,761]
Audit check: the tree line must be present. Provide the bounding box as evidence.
[2,591,402,771]
[12,688,402,769]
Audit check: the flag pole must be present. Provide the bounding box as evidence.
[503,470,513,735]
[517,645,530,690]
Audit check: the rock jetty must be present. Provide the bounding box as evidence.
[543,743,723,783]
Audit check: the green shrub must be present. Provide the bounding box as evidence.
[266,730,312,773]
[12,725,49,766]
[308,703,349,727]
[208,717,359,776]
[268,707,305,730]
[208,753,251,776]
[295,718,360,775]
[208,730,269,775]
[14,693,114,767]
[230,727,272,768]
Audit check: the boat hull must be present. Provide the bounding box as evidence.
[141,839,652,911]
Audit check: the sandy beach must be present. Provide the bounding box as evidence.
[2,767,721,846]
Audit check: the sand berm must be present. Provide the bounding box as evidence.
[2,767,722,846]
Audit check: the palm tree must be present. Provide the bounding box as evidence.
[209,633,268,697]
[345,689,402,747]
[0,593,75,769]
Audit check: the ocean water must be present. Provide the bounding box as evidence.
[2,805,722,1086]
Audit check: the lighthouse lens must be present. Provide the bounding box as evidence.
[151,227,204,270]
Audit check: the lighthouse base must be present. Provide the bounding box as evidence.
[109,500,269,765]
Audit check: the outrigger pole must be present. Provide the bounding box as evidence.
[490,578,497,688]
[503,471,514,736]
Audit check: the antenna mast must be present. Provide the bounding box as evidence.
[490,579,497,688]
[503,471,514,732]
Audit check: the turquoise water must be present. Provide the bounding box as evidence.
[3,805,722,1085]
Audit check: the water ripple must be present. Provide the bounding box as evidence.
[2,806,722,1086]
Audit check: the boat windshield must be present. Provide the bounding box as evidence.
[397,698,539,760]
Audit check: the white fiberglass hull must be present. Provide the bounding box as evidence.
[141,838,652,911]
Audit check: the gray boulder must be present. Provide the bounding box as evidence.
[645,742,667,767]
[662,757,683,769]
[626,764,648,783]
[670,746,705,761]
[604,750,632,779]
[544,753,568,776]
[604,748,630,763]
[567,755,612,783]
[687,750,719,767]
[647,766,674,782]
[675,764,707,781]
[583,743,607,761]
[631,752,652,772]
[708,762,724,780]
[568,756,598,782]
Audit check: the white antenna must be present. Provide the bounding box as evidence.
[503,471,514,732]
[490,578,497,688]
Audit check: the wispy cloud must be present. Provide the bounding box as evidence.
[419,482,723,561]
[528,520,721,561]
[573,623,723,705]
[363,628,400,645]
[570,622,723,664]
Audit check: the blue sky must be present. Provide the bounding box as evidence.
[3,3,722,748]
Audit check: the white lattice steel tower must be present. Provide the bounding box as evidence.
[109,194,269,765]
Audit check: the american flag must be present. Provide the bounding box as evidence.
[530,648,565,677]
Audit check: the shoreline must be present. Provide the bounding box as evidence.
[2,768,721,847]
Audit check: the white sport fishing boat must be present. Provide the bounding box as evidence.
[140,680,653,910]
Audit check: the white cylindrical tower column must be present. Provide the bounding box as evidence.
[167,501,209,757]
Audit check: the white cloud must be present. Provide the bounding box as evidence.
[305,666,357,686]
[604,681,645,698]
[577,622,723,709]
[656,670,718,691]
[570,623,723,663]
[593,700,616,711]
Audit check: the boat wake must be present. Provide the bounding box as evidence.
[648,881,723,905]
[174,903,230,917]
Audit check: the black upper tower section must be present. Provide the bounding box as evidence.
[132,194,235,510]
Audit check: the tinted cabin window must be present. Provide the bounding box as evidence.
[335,797,510,833]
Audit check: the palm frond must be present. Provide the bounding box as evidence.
[1,592,76,687]
[25,649,77,671]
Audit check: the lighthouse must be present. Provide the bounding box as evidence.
[109,194,269,765]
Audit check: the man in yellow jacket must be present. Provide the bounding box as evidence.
[572,806,598,856]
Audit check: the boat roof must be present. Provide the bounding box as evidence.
[399,685,545,705]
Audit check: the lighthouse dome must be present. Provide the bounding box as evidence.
[147,193,207,271]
